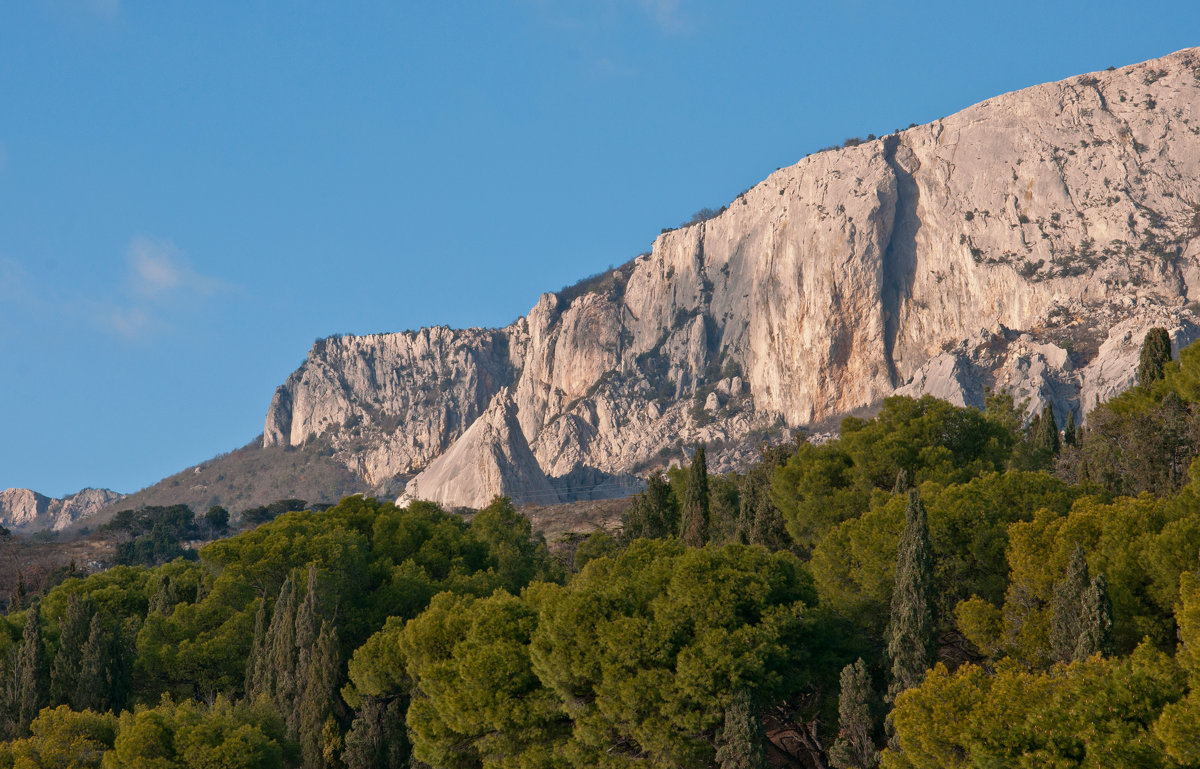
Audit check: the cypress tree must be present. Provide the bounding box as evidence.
[892,468,909,494]
[343,697,409,769]
[1076,574,1114,660]
[245,596,270,700]
[829,659,879,769]
[14,603,48,734]
[9,573,27,613]
[49,594,91,706]
[1035,402,1060,455]
[887,490,936,702]
[1138,327,1172,387]
[148,574,176,616]
[622,473,680,541]
[295,566,322,672]
[299,620,341,769]
[715,687,766,769]
[1063,410,1077,447]
[75,613,110,712]
[1050,545,1099,663]
[680,444,710,547]
[264,575,298,730]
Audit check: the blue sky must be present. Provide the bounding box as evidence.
[2,1,1198,497]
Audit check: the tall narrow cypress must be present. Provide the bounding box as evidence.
[887,490,936,701]
[1050,545,1093,663]
[264,575,298,730]
[299,620,341,769]
[829,659,879,769]
[343,697,409,769]
[50,594,91,706]
[75,613,110,712]
[680,444,710,547]
[1138,327,1172,387]
[715,687,766,769]
[148,574,176,616]
[1077,574,1114,660]
[14,603,48,734]
[245,596,270,700]
[1063,410,1077,447]
[1035,402,1060,455]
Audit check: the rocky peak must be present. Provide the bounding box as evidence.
[262,47,1200,506]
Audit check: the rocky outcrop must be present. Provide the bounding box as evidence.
[398,389,560,509]
[0,487,124,532]
[260,48,1200,504]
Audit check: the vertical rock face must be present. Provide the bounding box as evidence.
[260,48,1200,507]
[0,487,124,532]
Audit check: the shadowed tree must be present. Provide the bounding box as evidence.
[1138,327,1172,387]
[680,444,710,547]
[830,658,879,769]
[621,473,679,541]
[887,490,936,702]
[49,594,91,707]
[715,687,767,769]
[14,602,49,734]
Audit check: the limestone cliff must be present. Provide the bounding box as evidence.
[0,487,124,532]
[261,48,1200,508]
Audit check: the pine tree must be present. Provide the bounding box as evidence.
[49,594,91,706]
[299,620,341,769]
[13,603,48,734]
[829,659,879,769]
[680,444,710,547]
[1138,327,1172,387]
[887,490,936,702]
[1063,410,1077,447]
[715,687,766,769]
[1050,545,1105,663]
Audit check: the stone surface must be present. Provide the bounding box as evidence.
[260,48,1200,504]
[0,487,124,532]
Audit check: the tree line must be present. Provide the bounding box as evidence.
[0,329,1198,767]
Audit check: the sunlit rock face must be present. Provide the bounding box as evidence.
[259,48,1200,508]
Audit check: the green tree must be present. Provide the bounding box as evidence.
[680,444,710,547]
[298,620,341,769]
[715,688,766,769]
[50,594,92,707]
[14,603,49,734]
[342,697,407,769]
[1050,547,1113,662]
[887,491,936,702]
[829,658,879,769]
[1063,410,1077,447]
[2,705,117,769]
[621,473,679,541]
[1139,327,1172,387]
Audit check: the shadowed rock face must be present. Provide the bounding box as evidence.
[260,48,1200,508]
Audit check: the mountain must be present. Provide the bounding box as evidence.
[107,47,1200,512]
[0,487,124,532]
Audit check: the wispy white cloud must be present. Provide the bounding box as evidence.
[92,235,235,339]
[637,0,688,33]
[126,235,227,301]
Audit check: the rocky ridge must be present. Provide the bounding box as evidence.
[261,48,1200,508]
[0,487,124,532]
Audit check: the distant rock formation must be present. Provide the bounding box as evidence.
[258,48,1200,508]
[0,487,124,532]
